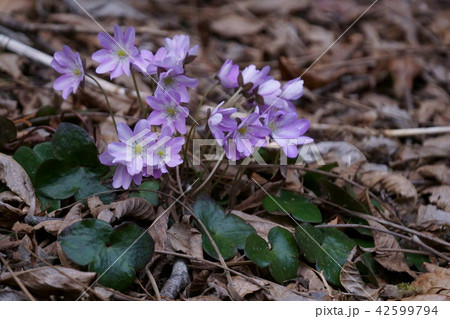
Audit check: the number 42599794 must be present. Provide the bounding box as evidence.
[376,306,438,316]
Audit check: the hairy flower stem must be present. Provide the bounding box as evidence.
[222,87,242,109]
[131,69,146,117]
[86,73,117,132]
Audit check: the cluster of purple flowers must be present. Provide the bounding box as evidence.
[51,26,198,188]
[50,25,312,189]
[211,61,312,160]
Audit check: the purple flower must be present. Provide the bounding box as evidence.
[138,47,168,74]
[92,25,140,79]
[208,102,237,146]
[264,110,313,158]
[146,90,189,135]
[241,65,271,93]
[278,78,304,112]
[51,45,85,99]
[224,112,270,160]
[99,120,157,188]
[163,35,198,67]
[155,68,198,102]
[146,132,185,174]
[217,60,239,89]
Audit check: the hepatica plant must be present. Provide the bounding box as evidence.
[28,25,320,289]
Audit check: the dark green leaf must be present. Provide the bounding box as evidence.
[130,181,159,206]
[13,146,42,181]
[295,224,356,286]
[245,227,299,283]
[58,219,154,290]
[194,196,255,260]
[302,163,337,195]
[33,142,55,162]
[263,190,322,223]
[51,122,103,170]
[405,253,429,272]
[0,116,16,148]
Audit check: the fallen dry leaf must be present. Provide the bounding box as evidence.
[234,181,282,211]
[340,246,379,299]
[0,153,37,228]
[167,223,203,259]
[423,186,450,212]
[210,14,265,39]
[231,276,262,298]
[411,263,450,296]
[415,205,450,229]
[367,220,416,278]
[418,164,450,185]
[0,266,96,297]
[111,197,156,222]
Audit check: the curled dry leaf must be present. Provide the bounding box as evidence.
[56,203,83,268]
[367,220,416,278]
[417,164,450,185]
[416,205,450,229]
[231,276,263,298]
[230,210,294,241]
[0,266,96,296]
[358,169,418,202]
[0,154,37,228]
[315,141,366,167]
[167,223,203,259]
[411,263,450,296]
[111,197,156,222]
[340,246,379,299]
[423,186,450,212]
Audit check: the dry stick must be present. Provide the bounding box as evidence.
[0,254,36,301]
[145,266,161,301]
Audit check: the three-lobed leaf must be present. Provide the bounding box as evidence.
[295,223,356,286]
[245,227,299,283]
[58,219,154,290]
[194,196,256,260]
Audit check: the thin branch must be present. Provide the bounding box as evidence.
[0,254,36,301]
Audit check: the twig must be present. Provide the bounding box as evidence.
[145,266,161,301]
[0,254,36,301]
[191,151,225,197]
[384,126,450,137]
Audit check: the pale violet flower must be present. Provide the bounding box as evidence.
[92,25,140,79]
[146,130,185,174]
[208,102,237,146]
[146,90,189,135]
[51,45,85,99]
[155,68,198,103]
[217,59,239,89]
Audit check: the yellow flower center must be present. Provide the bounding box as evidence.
[167,108,176,116]
[164,77,173,85]
[157,149,165,157]
[238,127,247,135]
[73,68,82,76]
[134,144,143,155]
[117,49,127,58]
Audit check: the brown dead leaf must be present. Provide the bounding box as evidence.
[0,53,23,79]
[243,0,309,15]
[148,206,169,264]
[112,197,156,222]
[340,246,379,299]
[418,164,450,185]
[411,263,450,296]
[0,289,28,301]
[207,273,230,300]
[0,266,96,296]
[0,154,37,227]
[423,186,450,212]
[231,276,262,298]
[210,14,265,39]
[315,141,366,167]
[358,169,417,202]
[367,220,416,278]
[167,223,203,259]
[34,220,63,236]
[56,203,83,268]
[400,294,450,301]
[416,205,450,229]
[263,279,312,301]
[230,210,294,241]
[388,56,423,99]
[297,262,326,293]
[11,222,34,234]
[0,192,26,229]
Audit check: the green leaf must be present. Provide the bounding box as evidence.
[295,224,356,286]
[33,142,55,162]
[302,163,338,195]
[0,116,16,148]
[35,160,110,201]
[130,181,159,206]
[245,227,299,283]
[52,122,104,170]
[263,190,322,223]
[14,146,42,181]
[58,219,154,290]
[194,196,256,260]
[405,253,429,272]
